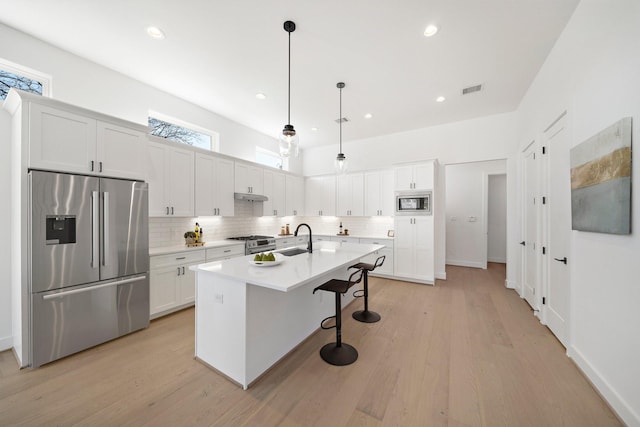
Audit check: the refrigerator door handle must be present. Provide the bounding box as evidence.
[42,275,147,300]
[92,191,99,269]
[102,191,110,267]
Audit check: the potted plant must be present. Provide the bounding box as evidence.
[184,231,197,245]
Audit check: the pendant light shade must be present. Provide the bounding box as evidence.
[279,21,299,158]
[335,82,348,174]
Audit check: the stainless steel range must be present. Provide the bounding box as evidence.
[227,235,276,255]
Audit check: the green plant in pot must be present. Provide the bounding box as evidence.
[184,231,197,244]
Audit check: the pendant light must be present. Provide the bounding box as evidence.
[335,82,348,173]
[279,20,299,158]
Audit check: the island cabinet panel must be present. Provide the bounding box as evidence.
[150,249,205,318]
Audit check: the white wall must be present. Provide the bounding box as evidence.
[513,1,640,424]
[445,160,506,268]
[487,174,507,263]
[0,23,304,351]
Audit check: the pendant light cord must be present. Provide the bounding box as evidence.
[339,85,342,152]
[287,30,291,126]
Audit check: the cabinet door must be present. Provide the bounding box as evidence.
[29,103,97,174]
[167,146,194,216]
[179,263,199,305]
[413,217,434,281]
[393,217,414,278]
[285,175,303,216]
[305,177,322,216]
[150,266,180,316]
[147,142,169,216]
[321,176,336,216]
[264,170,285,216]
[248,165,264,195]
[364,171,381,216]
[337,173,363,216]
[235,163,263,194]
[195,153,216,216]
[96,122,146,180]
[215,158,235,216]
[380,169,396,216]
[413,162,434,190]
[394,166,414,190]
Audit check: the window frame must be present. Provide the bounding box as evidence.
[0,57,52,98]
[148,110,220,152]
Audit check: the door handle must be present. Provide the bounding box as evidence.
[520,241,526,246]
[182,266,185,275]
[102,191,109,267]
[91,191,99,269]
[554,257,568,265]
[177,267,181,276]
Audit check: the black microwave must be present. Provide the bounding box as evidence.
[395,191,432,215]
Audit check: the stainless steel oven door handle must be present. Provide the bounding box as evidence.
[42,275,147,300]
[102,191,110,267]
[91,191,99,269]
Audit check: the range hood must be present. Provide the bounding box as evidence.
[234,192,268,202]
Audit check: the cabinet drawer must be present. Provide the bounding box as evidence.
[331,236,360,244]
[151,250,205,269]
[206,244,244,261]
[359,237,394,248]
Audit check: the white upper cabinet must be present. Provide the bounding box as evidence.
[394,162,434,190]
[28,101,146,180]
[364,169,395,216]
[195,153,235,217]
[234,162,264,195]
[305,175,336,216]
[336,173,364,216]
[263,169,286,216]
[285,174,304,216]
[148,140,194,217]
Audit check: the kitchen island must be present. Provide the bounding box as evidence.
[191,241,384,389]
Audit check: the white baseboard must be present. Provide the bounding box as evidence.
[568,345,639,427]
[435,271,446,280]
[505,279,517,289]
[487,257,506,263]
[446,259,484,269]
[0,335,12,352]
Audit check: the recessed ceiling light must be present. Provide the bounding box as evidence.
[311,127,318,131]
[146,26,165,39]
[364,113,373,119]
[436,96,446,102]
[255,92,266,100]
[424,24,439,37]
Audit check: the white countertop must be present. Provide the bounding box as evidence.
[192,241,384,292]
[149,240,245,256]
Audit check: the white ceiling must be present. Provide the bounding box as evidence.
[0,0,579,149]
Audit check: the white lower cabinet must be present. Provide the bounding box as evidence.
[394,216,434,283]
[205,244,245,261]
[358,238,394,277]
[150,250,205,318]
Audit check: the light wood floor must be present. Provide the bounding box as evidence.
[0,264,622,426]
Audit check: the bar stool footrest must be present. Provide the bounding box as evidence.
[352,310,381,323]
[320,342,358,366]
[352,289,365,298]
[320,315,336,330]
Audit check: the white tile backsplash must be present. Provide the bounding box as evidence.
[149,215,395,248]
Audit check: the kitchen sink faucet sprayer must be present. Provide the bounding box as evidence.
[294,223,313,253]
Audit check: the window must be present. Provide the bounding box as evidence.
[148,111,219,151]
[256,147,284,170]
[0,58,51,100]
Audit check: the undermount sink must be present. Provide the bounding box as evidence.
[280,248,308,257]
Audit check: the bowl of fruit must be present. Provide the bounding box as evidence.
[249,252,285,267]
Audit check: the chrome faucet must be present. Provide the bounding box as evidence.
[294,223,313,253]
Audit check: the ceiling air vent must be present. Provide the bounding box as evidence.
[462,84,482,95]
[335,117,349,123]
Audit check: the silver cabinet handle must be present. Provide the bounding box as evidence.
[90,160,95,171]
[176,256,186,260]
[171,206,174,215]
[224,249,231,253]
[166,206,169,215]
[177,267,181,276]
[182,266,185,275]
[91,191,99,269]
[102,191,109,267]
[99,161,103,173]
[43,275,146,300]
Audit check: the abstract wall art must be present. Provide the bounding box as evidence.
[570,117,632,234]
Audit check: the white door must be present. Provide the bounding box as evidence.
[522,143,539,310]
[544,114,571,347]
[393,217,414,278]
[414,216,434,281]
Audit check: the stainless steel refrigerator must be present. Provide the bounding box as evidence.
[29,170,149,367]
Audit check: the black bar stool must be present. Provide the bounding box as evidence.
[349,255,385,323]
[312,268,365,366]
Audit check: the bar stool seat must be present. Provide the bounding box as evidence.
[349,255,385,323]
[312,268,365,366]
